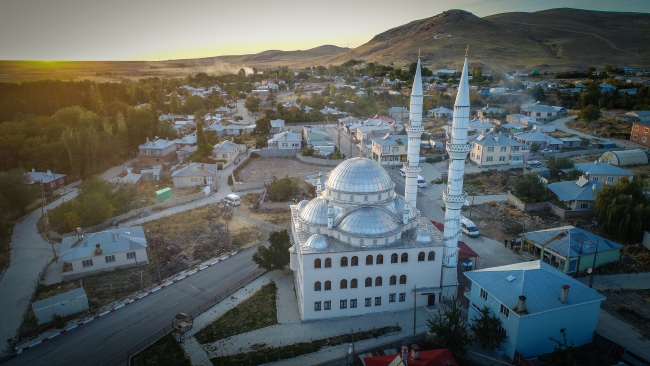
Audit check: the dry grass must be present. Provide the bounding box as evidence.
[566,115,632,139]
[236,157,325,183]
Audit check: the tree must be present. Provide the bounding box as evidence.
[190,118,214,163]
[252,229,291,271]
[244,94,261,114]
[595,178,650,243]
[546,155,574,179]
[514,172,548,203]
[0,169,36,216]
[255,117,271,135]
[170,92,182,114]
[579,104,601,122]
[549,332,577,366]
[471,306,507,349]
[426,296,473,356]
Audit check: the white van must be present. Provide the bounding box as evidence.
[417,175,427,188]
[460,216,479,237]
[223,194,241,206]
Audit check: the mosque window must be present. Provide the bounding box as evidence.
[385,238,389,244]
[391,253,398,263]
[401,253,409,263]
[360,239,364,245]
[428,251,435,261]
[418,252,425,261]
[351,256,358,266]
[373,239,377,245]
[325,258,331,268]
[365,277,372,287]
[400,275,407,284]
[390,275,397,285]
[364,196,368,201]
[350,195,354,202]
[378,194,382,200]
[347,237,351,243]
[314,258,321,268]
[376,254,383,264]
[338,193,341,199]
[314,281,321,291]
[325,281,331,290]
[340,257,348,267]
[366,255,373,265]
[315,301,321,311]
[351,278,358,288]
[340,279,347,289]
[375,276,382,286]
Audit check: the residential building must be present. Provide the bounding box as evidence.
[363,347,458,366]
[320,107,347,118]
[171,163,218,188]
[355,125,391,143]
[559,137,582,149]
[513,131,563,150]
[27,169,67,192]
[520,103,564,122]
[476,105,503,119]
[370,135,408,166]
[177,146,197,162]
[173,135,197,148]
[521,226,622,274]
[500,122,527,134]
[465,261,605,360]
[387,107,409,121]
[625,110,650,121]
[600,83,617,94]
[138,138,177,165]
[567,161,635,183]
[618,88,638,95]
[338,116,362,129]
[120,172,141,185]
[212,140,245,167]
[547,176,601,211]
[468,132,529,167]
[427,106,453,118]
[302,127,331,147]
[268,130,302,149]
[600,149,649,166]
[467,120,496,133]
[58,227,149,280]
[630,120,650,147]
[506,114,536,125]
[270,119,285,134]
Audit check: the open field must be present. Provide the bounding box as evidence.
[565,115,632,140]
[236,157,326,183]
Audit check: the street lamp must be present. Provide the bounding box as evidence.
[588,240,600,288]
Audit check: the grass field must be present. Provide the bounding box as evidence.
[131,333,191,366]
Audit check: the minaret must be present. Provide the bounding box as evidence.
[441,49,471,298]
[404,57,424,208]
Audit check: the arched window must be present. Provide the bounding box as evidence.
[366,255,373,265]
[401,253,408,263]
[365,277,372,287]
[314,281,321,291]
[325,281,331,290]
[351,256,358,266]
[375,276,382,286]
[314,258,321,268]
[418,252,425,262]
[351,278,358,288]
[325,258,332,268]
[390,275,397,285]
[340,279,347,289]
[428,251,435,261]
[376,254,384,264]
[391,253,398,263]
[400,275,407,284]
[341,257,348,267]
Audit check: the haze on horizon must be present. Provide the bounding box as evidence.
[1,0,649,62]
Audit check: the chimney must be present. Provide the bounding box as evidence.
[411,344,420,360]
[32,168,35,173]
[401,346,409,366]
[560,285,570,303]
[46,170,52,176]
[517,295,527,313]
[94,243,102,256]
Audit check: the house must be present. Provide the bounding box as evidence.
[320,107,347,118]
[140,167,161,182]
[467,120,496,134]
[476,105,503,119]
[465,261,605,360]
[506,114,537,125]
[520,226,622,274]
[32,287,89,325]
[468,132,529,167]
[302,127,331,147]
[530,122,556,133]
[177,145,197,162]
[618,88,638,95]
[270,119,285,134]
[338,116,362,129]
[513,131,563,150]
[387,107,409,121]
[268,130,302,149]
[138,138,177,165]
[489,87,506,94]
[58,227,149,280]
[370,135,408,166]
[520,103,563,122]
[567,161,635,183]
[212,140,245,167]
[600,149,649,166]
[355,125,391,143]
[120,172,142,185]
[631,120,650,147]
[600,83,617,94]
[173,135,197,148]
[368,115,397,125]
[362,347,458,366]
[27,169,67,192]
[500,122,527,134]
[626,110,650,121]
[547,176,601,211]
[559,137,582,149]
[171,163,218,187]
[427,106,453,118]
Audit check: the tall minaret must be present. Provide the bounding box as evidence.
[404,57,424,209]
[441,49,471,298]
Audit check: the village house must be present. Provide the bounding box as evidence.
[173,135,197,148]
[370,134,408,166]
[302,127,331,147]
[476,105,503,119]
[270,119,285,134]
[138,138,177,165]
[631,119,650,147]
[559,137,582,149]
[27,169,67,192]
[58,227,149,281]
[600,83,617,94]
[212,139,246,167]
[513,131,563,150]
[356,125,392,143]
[427,106,453,118]
[387,107,409,121]
[547,176,601,212]
[268,130,302,149]
[566,161,635,183]
[171,163,218,188]
[468,132,529,167]
[520,103,565,122]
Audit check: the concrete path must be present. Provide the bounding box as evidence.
[596,309,650,362]
[576,272,650,291]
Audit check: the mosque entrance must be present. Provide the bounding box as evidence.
[427,295,436,306]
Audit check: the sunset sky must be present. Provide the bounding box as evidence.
[1,0,648,61]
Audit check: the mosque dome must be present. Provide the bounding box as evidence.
[337,207,400,237]
[305,234,328,251]
[296,200,309,211]
[326,157,394,195]
[298,198,328,226]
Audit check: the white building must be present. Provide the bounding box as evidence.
[268,130,302,149]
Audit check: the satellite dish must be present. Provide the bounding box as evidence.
[587,268,592,274]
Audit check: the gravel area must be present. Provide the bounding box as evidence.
[236,158,325,183]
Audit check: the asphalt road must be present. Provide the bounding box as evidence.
[6,246,260,366]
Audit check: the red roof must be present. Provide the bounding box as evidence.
[430,221,479,258]
[364,349,458,366]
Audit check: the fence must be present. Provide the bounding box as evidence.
[126,268,267,364]
[506,192,593,219]
[592,332,650,366]
[255,148,300,158]
[232,180,271,192]
[296,154,342,167]
[260,201,291,210]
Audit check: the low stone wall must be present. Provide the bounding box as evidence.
[232,180,271,192]
[296,154,342,167]
[507,192,548,212]
[535,146,625,159]
[260,201,291,210]
[255,148,300,158]
[507,192,594,219]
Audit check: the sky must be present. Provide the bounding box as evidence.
[1,0,649,61]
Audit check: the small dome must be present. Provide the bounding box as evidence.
[337,207,400,237]
[326,157,393,194]
[296,200,309,210]
[299,198,328,226]
[392,195,415,219]
[414,229,432,243]
[305,234,328,251]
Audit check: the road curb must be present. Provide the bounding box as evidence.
[14,251,238,355]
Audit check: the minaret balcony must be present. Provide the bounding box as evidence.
[406,125,424,133]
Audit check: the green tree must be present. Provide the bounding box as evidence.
[244,94,261,114]
[79,192,115,226]
[578,104,601,122]
[170,92,182,114]
[549,332,577,366]
[471,306,507,349]
[546,156,574,179]
[255,117,271,135]
[514,172,548,203]
[426,296,473,356]
[190,118,214,163]
[595,178,650,243]
[252,229,291,271]
[0,169,36,215]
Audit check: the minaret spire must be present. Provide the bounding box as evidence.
[441,51,471,298]
[404,57,424,208]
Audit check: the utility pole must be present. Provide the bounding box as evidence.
[589,240,599,288]
[147,225,162,283]
[413,284,417,334]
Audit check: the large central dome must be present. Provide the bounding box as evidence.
[325,157,394,195]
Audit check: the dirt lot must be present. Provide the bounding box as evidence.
[566,115,631,139]
[600,289,650,340]
[236,157,326,183]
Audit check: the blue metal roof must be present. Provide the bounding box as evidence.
[523,226,622,259]
[547,180,601,202]
[571,162,635,177]
[32,287,88,310]
[58,227,147,262]
[465,261,605,315]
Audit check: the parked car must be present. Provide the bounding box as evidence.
[540,149,556,154]
[527,160,541,165]
[399,168,406,178]
[461,258,474,271]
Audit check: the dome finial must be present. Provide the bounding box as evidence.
[465,45,469,58]
[418,48,421,59]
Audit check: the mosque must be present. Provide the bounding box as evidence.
[289,53,471,320]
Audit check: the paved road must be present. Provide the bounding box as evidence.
[5,247,260,366]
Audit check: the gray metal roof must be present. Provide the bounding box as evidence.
[172,163,218,178]
[501,122,525,128]
[547,180,601,202]
[514,131,563,145]
[212,140,240,154]
[571,162,635,176]
[370,135,407,147]
[465,261,605,315]
[58,227,147,262]
[469,133,527,147]
[305,234,328,251]
[138,139,176,149]
[523,226,622,259]
[337,207,401,237]
[32,287,88,310]
[299,198,329,226]
[325,157,394,194]
[27,171,66,184]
